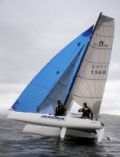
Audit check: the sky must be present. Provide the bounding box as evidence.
[0,0,120,115]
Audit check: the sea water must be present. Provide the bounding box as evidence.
[0,114,120,157]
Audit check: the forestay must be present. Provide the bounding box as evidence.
[71,14,114,119]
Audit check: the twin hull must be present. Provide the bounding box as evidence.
[8,111,104,141]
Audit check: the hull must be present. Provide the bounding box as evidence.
[8,111,102,130]
[23,124,104,142]
[23,124,61,136]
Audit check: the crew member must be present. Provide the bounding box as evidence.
[55,100,65,116]
[78,102,93,119]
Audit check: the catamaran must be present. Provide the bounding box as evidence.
[8,13,114,142]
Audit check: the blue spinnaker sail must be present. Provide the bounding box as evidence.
[12,26,93,112]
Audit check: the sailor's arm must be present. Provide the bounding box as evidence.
[78,108,83,112]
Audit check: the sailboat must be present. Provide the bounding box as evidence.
[8,13,114,142]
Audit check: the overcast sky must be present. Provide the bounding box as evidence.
[0,0,120,115]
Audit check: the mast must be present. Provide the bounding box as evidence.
[64,12,102,106]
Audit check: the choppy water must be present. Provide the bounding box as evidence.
[0,114,120,157]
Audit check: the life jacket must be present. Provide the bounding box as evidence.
[81,106,91,118]
[55,105,65,116]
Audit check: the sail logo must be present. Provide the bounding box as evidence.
[99,41,104,46]
[42,115,64,120]
[94,40,108,48]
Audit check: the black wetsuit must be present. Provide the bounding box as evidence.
[80,106,93,119]
[55,105,65,116]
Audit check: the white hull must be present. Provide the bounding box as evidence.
[23,124,104,141]
[23,124,61,136]
[8,111,102,130]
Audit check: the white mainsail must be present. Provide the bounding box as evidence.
[70,14,114,119]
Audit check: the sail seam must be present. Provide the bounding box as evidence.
[76,75,107,80]
[97,24,114,27]
[72,94,102,98]
[94,32,113,38]
[58,82,67,87]
[84,58,109,64]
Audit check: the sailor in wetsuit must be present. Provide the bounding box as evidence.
[55,100,65,116]
[78,102,93,119]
